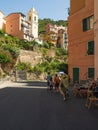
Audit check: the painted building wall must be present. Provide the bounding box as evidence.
[45,24,58,34]
[57,29,68,49]
[0,11,6,30]
[94,0,98,79]
[70,0,85,15]
[68,0,94,82]
[5,13,33,41]
[5,13,24,39]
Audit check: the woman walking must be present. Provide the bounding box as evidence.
[53,74,60,92]
[59,74,69,101]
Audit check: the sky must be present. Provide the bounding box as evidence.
[0,0,70,21]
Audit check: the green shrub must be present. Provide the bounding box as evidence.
[58,62,68,74]
[16,62,29,71]
[44,56,52,62]
[3,44,20,58]
[56,48,67,56]
[0,53,11,64]
[0,30,5,36]
[32,65,43,75]
[17,40,38,50]
[43,41,49,49]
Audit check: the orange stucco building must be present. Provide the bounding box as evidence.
[94,0,98,79]
[5,12,33,41]
[68,0,94,83]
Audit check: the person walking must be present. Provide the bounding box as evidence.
[59,73,69,101]
[53,74,60,92]
[49,77,53,90]
[46,72,52,89]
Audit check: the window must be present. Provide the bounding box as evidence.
[87,41,94,55]
[88,68,94,78]
[82,15,94,31]
[29,16,31,21]
[34,16,36,21]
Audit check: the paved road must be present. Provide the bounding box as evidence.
[0,81,98,130]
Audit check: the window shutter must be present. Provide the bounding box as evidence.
[83,18,87,31]
[88,68,94,78]
[73,68,79,83]
[88,41,94,55]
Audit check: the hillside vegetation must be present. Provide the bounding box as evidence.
[38,18,68,34]
[0,19,68,79]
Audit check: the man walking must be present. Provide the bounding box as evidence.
[46,72,52,90]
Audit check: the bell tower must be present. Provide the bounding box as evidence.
[28,7,38,39]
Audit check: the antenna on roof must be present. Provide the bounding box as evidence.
[68,8,70,15]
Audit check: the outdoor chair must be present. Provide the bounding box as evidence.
[85,90,98,109]
[73,82,88,98]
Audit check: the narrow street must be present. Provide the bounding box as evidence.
[0,81,98,130]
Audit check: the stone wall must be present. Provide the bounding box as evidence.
[17,49,55,67]
[17,50,43,67]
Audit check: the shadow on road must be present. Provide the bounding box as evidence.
[16,80,47,87]
[0,81,98,130]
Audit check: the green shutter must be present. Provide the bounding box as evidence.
[88,68,94,78]
[83,18,87,31]
[73,68,79,83]
[88,41,94,55]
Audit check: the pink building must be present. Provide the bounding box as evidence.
[45,23,68,47]
[45,23,58,34]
